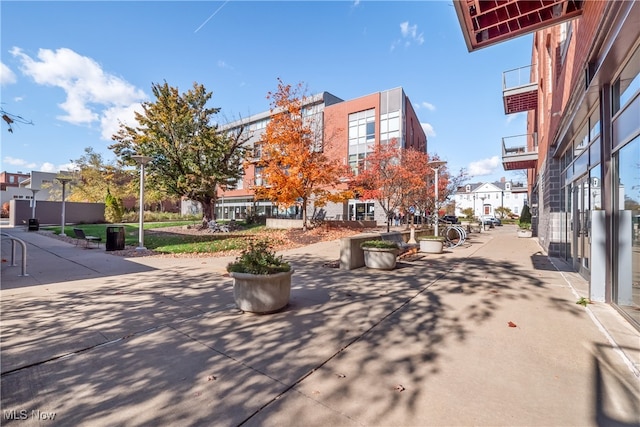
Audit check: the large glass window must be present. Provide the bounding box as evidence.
[380,110,400,144]
[614,135,640,327]
[348,109,376,174]
[612,45,640,115]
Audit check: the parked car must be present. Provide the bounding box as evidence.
[439,215,459,224]
[480,215,502,226]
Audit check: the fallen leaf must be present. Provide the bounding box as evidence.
[508,321,517,328]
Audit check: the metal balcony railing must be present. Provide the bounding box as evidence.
[502,133,538,171]
[502,65,538,114]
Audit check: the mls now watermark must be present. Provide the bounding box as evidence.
[3,409,57,421]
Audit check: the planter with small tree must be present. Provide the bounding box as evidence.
[226,240,293,314]
[517,204,533,238]
[360,240,399,270]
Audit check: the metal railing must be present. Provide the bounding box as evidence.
[503,64,537,91]
[1,233,28,276]
[502,133,538,156]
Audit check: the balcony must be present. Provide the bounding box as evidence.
[503,65,538,114]
[452,0,584,52]
[502,133,538,170]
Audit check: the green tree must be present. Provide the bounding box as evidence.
[67,147,133,204]
[461,207,474,220]
[110,82,248,221]
[519,204,532,226]
[495,206,512,219]
[105,188,124,223]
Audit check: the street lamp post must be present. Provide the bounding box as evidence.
[56,175,73,236]
[29,188,40,219]
[132,155,152,251]
[428,160,447,237]
[480,196,486,232]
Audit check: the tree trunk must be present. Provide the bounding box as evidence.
[301,199,308,231]
[200,197,216,223]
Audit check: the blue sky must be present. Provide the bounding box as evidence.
[1,1,533,184]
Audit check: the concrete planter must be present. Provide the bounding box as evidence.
[362,247,398,270]
[230,270,294,314]
[517,229,533,238]
[419,239,444,253]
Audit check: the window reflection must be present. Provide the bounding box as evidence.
[614,135,640,327]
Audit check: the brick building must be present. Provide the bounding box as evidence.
[454,0,639,328]
[210,87,427,224]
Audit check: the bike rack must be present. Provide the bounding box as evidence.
[442,225,467,249]
[1,233,28,276]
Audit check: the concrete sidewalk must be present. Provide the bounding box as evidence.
[1,225,638,426]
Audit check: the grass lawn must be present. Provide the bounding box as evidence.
[43,221,283,254]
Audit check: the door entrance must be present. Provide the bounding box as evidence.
[571,175,591,277]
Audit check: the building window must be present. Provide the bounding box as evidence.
[613,45,640,114]
[380,110,400,145]
[348,109,376,175]
[559,21,572,66]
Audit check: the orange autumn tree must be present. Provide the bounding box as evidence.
[352,140,423,232]
[254,79,352,230]
[403,149,467,221]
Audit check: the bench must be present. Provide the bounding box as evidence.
[381,232,419,255]
[73,228,102,248]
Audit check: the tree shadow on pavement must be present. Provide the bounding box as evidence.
[0,247,603,426]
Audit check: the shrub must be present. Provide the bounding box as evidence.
[360,240,399,249]
[461,208,474,220]
[105,189,124,223]
[519,204,532,228]
[226,240,291,275]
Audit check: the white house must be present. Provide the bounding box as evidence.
[454,180,528,218]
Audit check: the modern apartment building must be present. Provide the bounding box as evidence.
[214,87,427,224]
[0,170,56,207]
[454,179,528,219]
[454,0,639,328]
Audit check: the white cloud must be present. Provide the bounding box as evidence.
[506,112,524,124]
[468,156,501,177]
[40,162,58,173]
[417,101,435,111]
[100,103,143,140]
[399,21,424,46]
[3,156,38,170]
[2,157,76,173]
[1,62,17,85]
[10,47,147,139]
[217,60,233,69]
[421,122,436,137]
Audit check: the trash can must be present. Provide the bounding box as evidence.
[28,218,39,231]
[106,226,125,251]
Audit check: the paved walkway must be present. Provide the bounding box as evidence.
[1,225,638,426]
